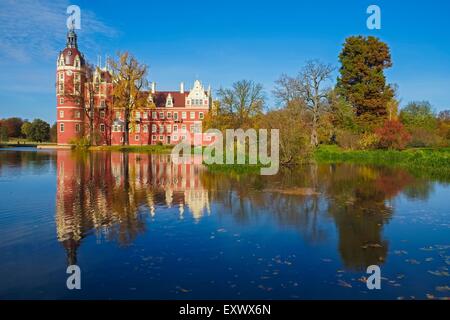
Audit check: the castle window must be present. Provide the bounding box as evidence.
[60,98,64,104]
[59,73,64,81]
[143,112,148,119]
[173,125,178,133]
[75,111,80,119]
[100,111,105,118]
[100,124,105,132]
[152,135,157,141]
[166,94,173,107]
[199,112,204,119]
[182,112,187,120]
[173,135,178,141]
[135,135,139,141]
[159,125,164,133]
[151,124,157,133]
[135,111,141,120]
[100,100,106,108]
[115,111,120,119]
[159,112,164,119]
[59,110,64,118]
[190,125,194,133]
[174,112,178,121]
[167,112,172,119]
[143,125,148,133]
[159,136,163,141]
[152,111,157,119]
[181,125,186,132]
[75,124,80,133]
[135,124,140,133]
[60,123,64,132]
[59,83,64,93]
[190,112,195,120]
[167,125,172,133]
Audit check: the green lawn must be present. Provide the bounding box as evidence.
[88,144,173,153]
[0,139,56,147]
[315,145,450,180]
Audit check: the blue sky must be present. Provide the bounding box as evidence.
[1,0,450,123]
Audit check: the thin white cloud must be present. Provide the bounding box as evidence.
[0,0,117,62]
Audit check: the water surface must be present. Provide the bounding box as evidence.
[0,148,449,299]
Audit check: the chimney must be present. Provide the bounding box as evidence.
[151,82,156,94]
[180,82,184,94]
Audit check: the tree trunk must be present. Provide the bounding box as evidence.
[310,106,319,147]
[124,108,129,145]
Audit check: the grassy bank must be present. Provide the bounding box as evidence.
[315,145,450,180]
[1,139,57,148]
[87,144,173,153]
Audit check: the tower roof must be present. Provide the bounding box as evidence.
[66,28,78,49]
[58,29,85,67]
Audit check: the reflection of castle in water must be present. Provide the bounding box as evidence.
[56,150,209,264]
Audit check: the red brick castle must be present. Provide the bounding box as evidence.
[56,29,211,146]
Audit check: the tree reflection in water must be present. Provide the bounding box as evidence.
[202,163,433,271]
[54,150,433,271]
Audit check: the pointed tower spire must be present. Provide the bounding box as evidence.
[66,28,78,49]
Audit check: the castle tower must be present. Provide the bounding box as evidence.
[56,28,86,145]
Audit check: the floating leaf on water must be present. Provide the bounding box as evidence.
[435,286,450,292]
[397,274,405,280]
[428,270,450,277]
[217,228,226,233]
[338,280,352,288]
[405,259,420,265]
[358,277,367,283]
[321,258,332,263]
[425,257,434,262]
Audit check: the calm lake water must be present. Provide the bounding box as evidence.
[0,148,449,300]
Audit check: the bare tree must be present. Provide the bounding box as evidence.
[300,60,334,146]
[274,60,334,146]
[217,80,265,128]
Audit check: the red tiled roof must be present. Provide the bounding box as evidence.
[142,91,189,108]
